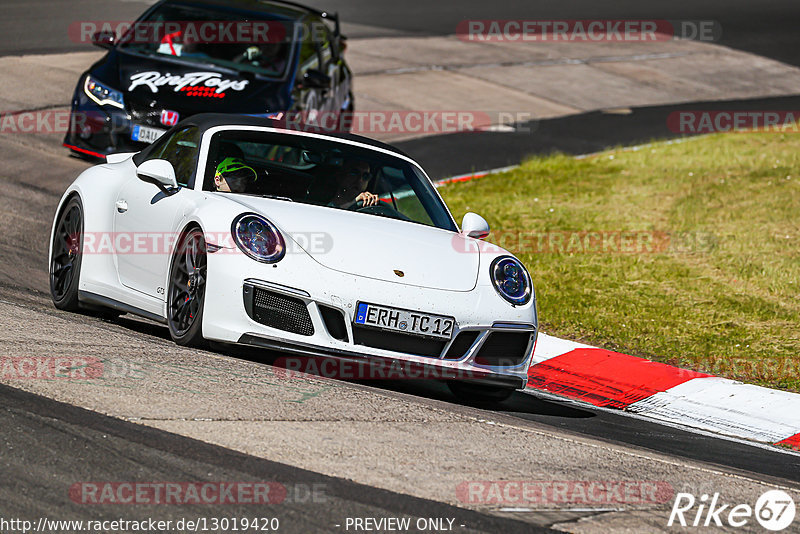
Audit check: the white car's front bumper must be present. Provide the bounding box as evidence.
[201,246,537,389]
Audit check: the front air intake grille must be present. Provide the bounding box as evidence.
[126,95,186,128]
[319,305,349,342]
[127,98,164,128]
[353,326,446,358]
[443,330,481,360]
[244,286,314,336]
[473,332,531,367]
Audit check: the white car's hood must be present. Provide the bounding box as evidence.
[221,195,479,292]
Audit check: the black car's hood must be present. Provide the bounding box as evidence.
[112,51,290,116]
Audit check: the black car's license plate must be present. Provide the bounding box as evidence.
[354,302,455,339]
[131,124,166,144]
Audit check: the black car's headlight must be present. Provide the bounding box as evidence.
[84,75,125,109]
[232,214,286,263]
[490,256,532,306]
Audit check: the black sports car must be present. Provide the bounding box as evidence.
[64,0,352,158]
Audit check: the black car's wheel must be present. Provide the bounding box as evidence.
[447,381,516,404]
[167,227,207,347]
[50,196,84,311]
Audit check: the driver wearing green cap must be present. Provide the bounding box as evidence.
[214,157,257,193]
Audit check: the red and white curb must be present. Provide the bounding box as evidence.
[434,165,519,187]
[438,162,800,451]
[526,334,800,450]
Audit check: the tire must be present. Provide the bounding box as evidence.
[447,381,516,404]
[167,227,207,347]
[50,196,84,311]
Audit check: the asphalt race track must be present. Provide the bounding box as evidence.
[0,384,542,533]
[1,1,800,532]
[4,0,800,67]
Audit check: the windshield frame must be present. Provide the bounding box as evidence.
[195,125,459,232]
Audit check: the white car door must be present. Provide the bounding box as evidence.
[113,126,201,299]
[113,179,190,298]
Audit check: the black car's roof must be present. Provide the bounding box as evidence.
[156,0,329,21]
[176,113,412,159]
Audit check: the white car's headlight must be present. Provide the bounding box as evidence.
[232,213,286,263]
[84,75,125,109]
[490,256,532,306]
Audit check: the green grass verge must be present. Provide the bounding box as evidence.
[438,132,800,391]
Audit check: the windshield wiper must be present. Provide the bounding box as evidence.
[262,194,293,202]
[239,193,294,202]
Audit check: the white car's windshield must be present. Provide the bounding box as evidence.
[119,4,292,79]
[203,130,457,231]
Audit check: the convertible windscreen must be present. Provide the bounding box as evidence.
[119,4,292,78]
[203,130,458,231]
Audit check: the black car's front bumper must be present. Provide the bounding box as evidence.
[63,94,153,159]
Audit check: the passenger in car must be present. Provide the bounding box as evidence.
[213,157,257,193]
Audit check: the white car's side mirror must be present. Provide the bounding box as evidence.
[137,159,178,190]
[461,212,490,239]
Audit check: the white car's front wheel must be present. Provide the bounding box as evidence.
[167,227,207,347]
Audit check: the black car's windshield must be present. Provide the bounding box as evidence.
[119,4,293,78]
[203,130,457,231]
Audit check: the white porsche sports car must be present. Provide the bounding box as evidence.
[49,114,537,401]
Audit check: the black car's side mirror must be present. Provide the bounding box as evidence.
[92,31,117,49]
[301,69,332,90]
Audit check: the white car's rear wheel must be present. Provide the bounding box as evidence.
[167,228,207,347]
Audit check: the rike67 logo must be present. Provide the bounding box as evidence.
[668,490,796,531]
